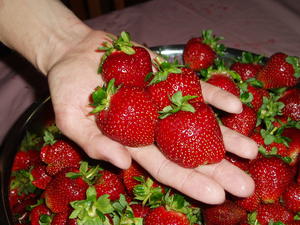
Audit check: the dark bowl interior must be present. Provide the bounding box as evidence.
[0,45,254,224]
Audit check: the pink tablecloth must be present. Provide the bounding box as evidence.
[1,0,300,144]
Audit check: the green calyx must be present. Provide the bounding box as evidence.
[133,176,164,208]
[90,79,118,114]
[239,78,264,105]
[159,91,198,119]
[111,194,143,225]
[69,186,114,225]
[285,56,300,78]
[10,169,36,195]
[66,161,103,185]
[98,31,135,73]
[43,130,56,146]
[147,57,184,85]
[20,131,42,151]
[201,29,226,56]
[235,51,264,64]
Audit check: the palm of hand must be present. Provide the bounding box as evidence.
[48,30,257,204]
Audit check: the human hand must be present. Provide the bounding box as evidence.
[48,30,257,204]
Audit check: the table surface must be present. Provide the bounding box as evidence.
[1,0,300,144]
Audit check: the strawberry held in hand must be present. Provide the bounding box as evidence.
[91,79,158,147]
[155,91,225,168]
[98,31,152,87]
[183,29,225,71]
[256,52,300,89]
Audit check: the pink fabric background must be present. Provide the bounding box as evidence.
[0,0,300,144]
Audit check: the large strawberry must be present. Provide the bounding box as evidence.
[248,157,294,203]
[91,79,158,147]
[45,167,89,213]
[146,59,204,111]
[202,200,247,225]
[40,132,82,176]
[183,29,225,71]
[155,92,225,168]
[279,88,300,121]
[256,52,300,89]
[230,51,264,81]
[221,104,257,136]
[98,31,152,87]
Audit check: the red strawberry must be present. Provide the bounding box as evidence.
[183,30,225,71]
[156,94,225,168]
[40,135,82,176]
[230,52,264,81]
[251,203,294,225]
[91,79,158,147]
[30,203,52,225]
[51,210,70,225]
[221,104,257,136]
[146,61,204,111]
[202,200,247,225]
[45,167,88,213]
[131,203,150,218]
[31,163,52,190]
[282,182,300,213]
[224,152,250,171]
[99,31,152,87]
[144,206,191,225]
[12,149,40,171]
[279,88,300,121]
[256,52,300,89]
[248,157,293,203]
[94,169,126,201]
[207,74,240,96]
[246,84,269,112]
[235,189,260,212]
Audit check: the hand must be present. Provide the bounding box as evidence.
[48,30,258,204]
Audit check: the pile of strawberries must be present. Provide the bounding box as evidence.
[8,30,300,225]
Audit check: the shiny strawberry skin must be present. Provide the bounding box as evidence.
[40,140,82,176]
[144,206,190,225]
[96,86,158,147]
[45,167,88,213]
[279,88,300,121]
[255,203,294,225]
[282,182,300,213]
[224,152,250,171]
[230,62,262,81]
[94,169,126,201]
[131,203,150,218]
[235,189,260,212]
[207,74,240,96]
[256,52,299,89]
[202,200,247,225]
[183,37,216,71]
[221,104,257,136]
[101,46,152,87]
[12,150,40,171]
[247,85,269,112]
[249,157,293,203]
[31,163,52,190]
[155,102,225,168]
[146,67,204,111]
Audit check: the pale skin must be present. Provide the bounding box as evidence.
[0,0,257,204]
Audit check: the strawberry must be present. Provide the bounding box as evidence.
[155,92,225,168]
[31,163,52,190]
[146,59,204,111]
[91,79,158,147]
[30,203,52,225]
[248,203,294,225]
[131,203,150,218]
[282,182,300,213]
[235,189,260,212]
[207,73,240,96]
[12,149,40,171]
[94,169,126,201]
[183,29,225,71]
[230,51,264,81]
[245,84,269,112]
[40,133,82,176]
[224,152,250,171]
[248,157,293,203]
[98,31,152,87]
[221,104,257,136]
[202,200,247,225]
[45,167,89,213]
[279,88,300,121]
[256,52,300,89]
[51,210,70,225]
